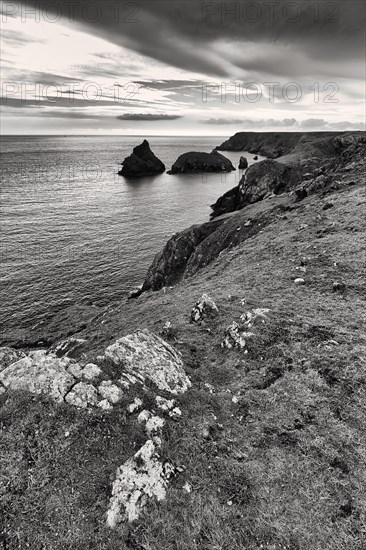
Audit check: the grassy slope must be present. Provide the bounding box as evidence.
[1,175,366,548]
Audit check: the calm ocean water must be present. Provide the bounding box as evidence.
[0,135,264,337]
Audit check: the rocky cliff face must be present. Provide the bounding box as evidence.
[142,217,227,292]
[216,131,365,161]
[216,131,306,158]
[210,160,302,218]
[119,140,165,177]
[168,150,235,174]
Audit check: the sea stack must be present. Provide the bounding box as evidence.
[168,150,235,174]
[239,156,248,169]
[119,140,165,177]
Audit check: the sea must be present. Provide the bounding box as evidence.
[0,135,264,338]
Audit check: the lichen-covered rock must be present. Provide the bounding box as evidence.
[127,397,143,414]
[105,329,191,395]
[106,440,175,526]
[98,399,113,411]
[98,381,123,404]
[81,363,102,381]
[0,347,26,371]
[65,382,99,408]
[156,396,181,419]
[240,308,270,327]
[221,322,247,350]
[190,294,218,323]
[0,351,74,402]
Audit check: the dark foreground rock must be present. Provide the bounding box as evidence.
[168,150,235,174]
[119,140,165,177]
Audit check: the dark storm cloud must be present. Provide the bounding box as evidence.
[116,113,181,121]
[18,0,366,78]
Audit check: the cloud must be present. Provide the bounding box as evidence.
[116,113,182,121]
[19,0,366,80]
[203,118,244,125]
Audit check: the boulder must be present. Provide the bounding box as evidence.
[0,350,74,402]
[168,150,235,174]
[190,294,218,323]
[119,140,165,177]
[239,156,248,169]
[104,329,191,395]
[98,380,124,404]
[221,322,246,350]
[0,347,26,371]
[64,382,99,408]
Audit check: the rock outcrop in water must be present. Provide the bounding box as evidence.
[168,150,235,174]
[239,156,248,169]
[119,140,165,177]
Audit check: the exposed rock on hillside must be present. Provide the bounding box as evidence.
[107,439,175,526]
[119,140,165,177]
[168,150,235,174]
[104,329,191,394]
[191,294,219,323]
[0,350,75,403]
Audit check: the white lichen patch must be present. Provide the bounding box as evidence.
[81,363,102,381]
[0,351,75,403]
[105,329,191,395]
[156,396,181,418]
[137,410,152,424]
[65,382,99,408]
[98,399,113,411]
[145,415,165,437]
[106,440,175,527]
[127,397,143,414]
[98,381,123,404]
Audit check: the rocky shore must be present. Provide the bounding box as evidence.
[1,131,366,550]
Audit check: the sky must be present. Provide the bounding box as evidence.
[1,0,365,135]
